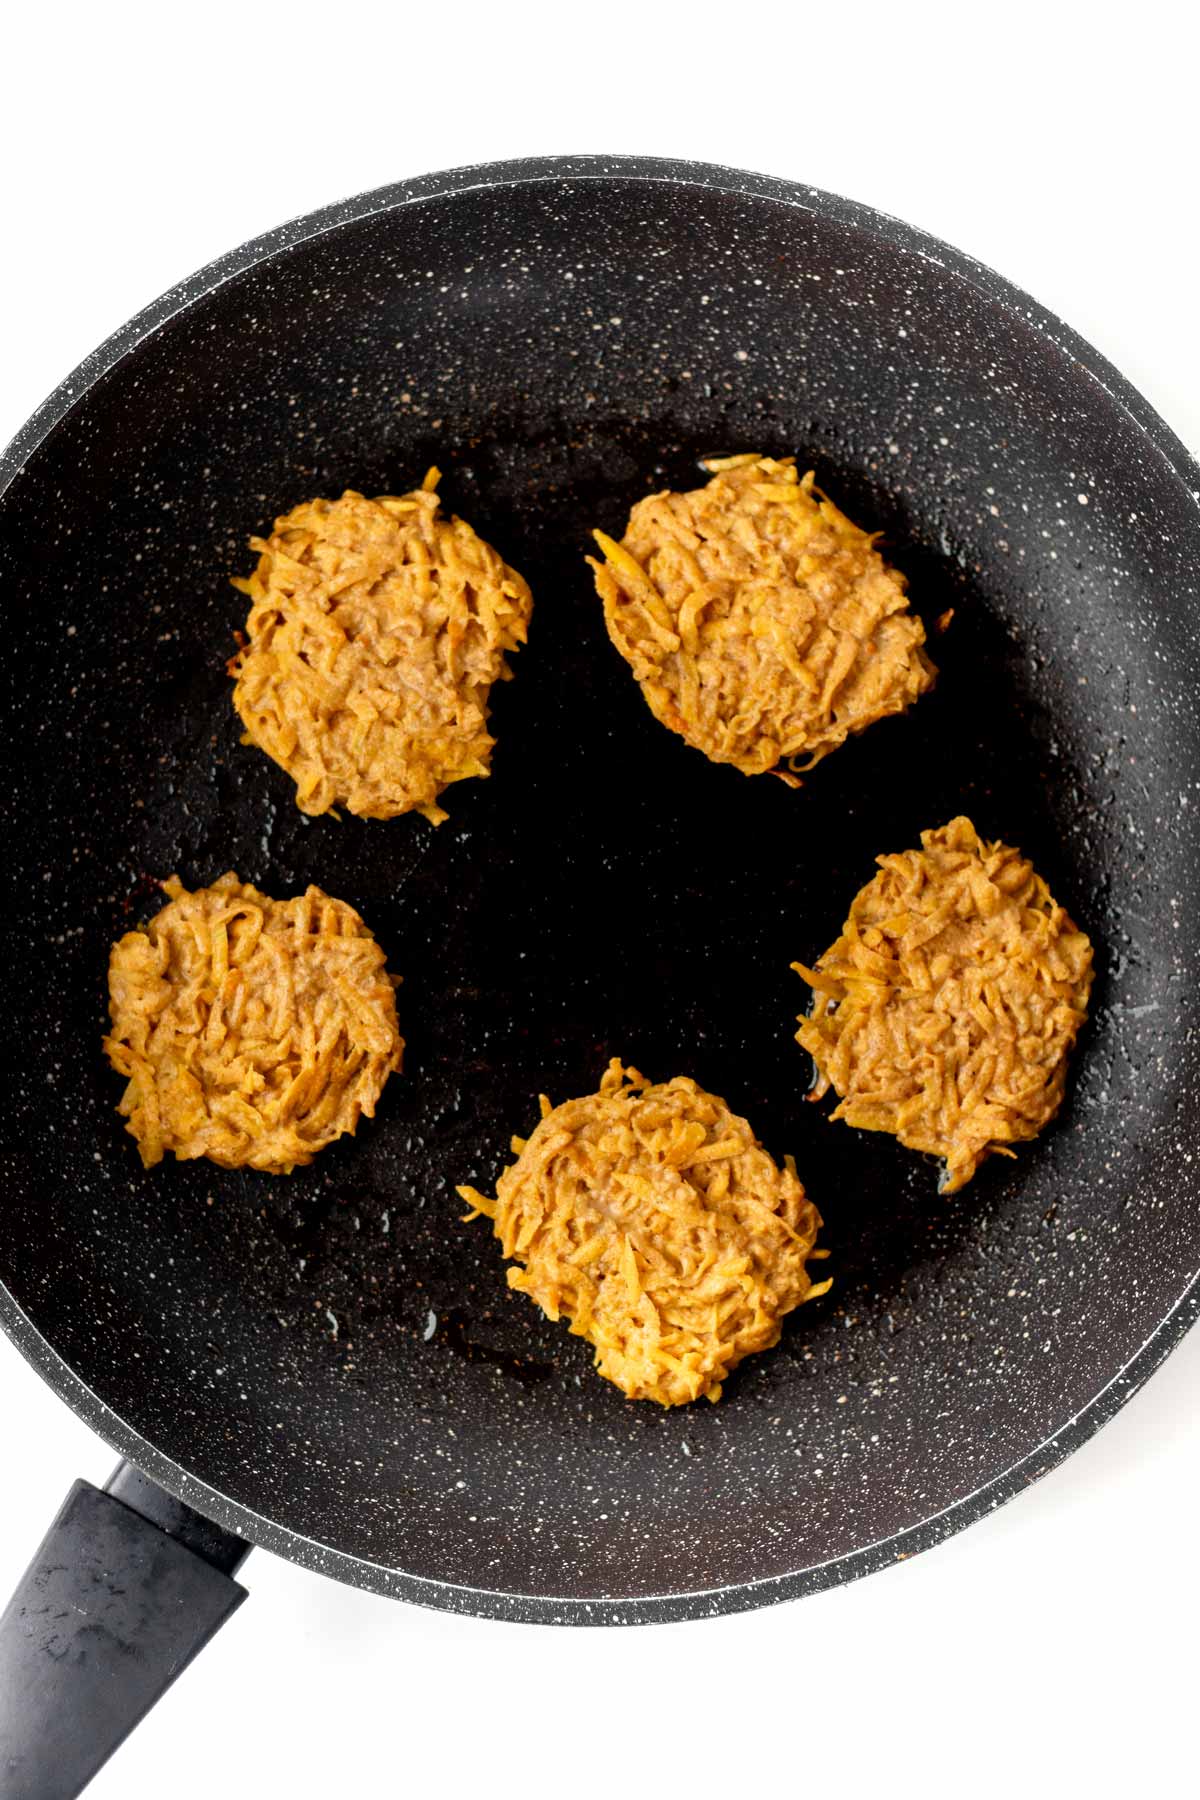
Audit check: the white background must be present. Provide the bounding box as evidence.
[3,5,1198,1796]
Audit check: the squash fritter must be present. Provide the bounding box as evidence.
[458,1059,829,1406]
[230,474,532,823]
[104,873,402,1173]
[587,454,934,780]
[794,818,1093,1193]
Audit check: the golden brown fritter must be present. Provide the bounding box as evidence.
[794,818,1094,1193]
[230,474,532,823]
[104,873,402,1173]
[588,454,934,780]
[458,1059,829,1406]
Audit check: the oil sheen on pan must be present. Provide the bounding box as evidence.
[0,158,1197,1622]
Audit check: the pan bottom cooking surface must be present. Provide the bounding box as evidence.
[1,158,1198,1620]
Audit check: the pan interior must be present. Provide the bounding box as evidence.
[2,170,1198,1606]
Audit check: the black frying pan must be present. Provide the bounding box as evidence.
[2,156,1198,1797]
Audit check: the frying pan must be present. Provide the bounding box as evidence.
[2,155,1198,1797]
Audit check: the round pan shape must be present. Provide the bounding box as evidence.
[1,156,1198,1625]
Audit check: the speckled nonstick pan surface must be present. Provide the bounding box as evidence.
[2,156,1198,1625]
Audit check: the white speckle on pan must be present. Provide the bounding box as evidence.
[423,1310,438,1342]
[325,1309,338,1340]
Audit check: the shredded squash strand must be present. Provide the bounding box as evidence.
[586,456,934,780]
[795,817,1094,1192]
[104,873,402,1173]
[459,1059,829,1406]
[230,481,532,823]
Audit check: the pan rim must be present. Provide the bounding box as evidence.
[2,153,1198,1624]
[3,153,1198,507]
[2,1272,1197,1623]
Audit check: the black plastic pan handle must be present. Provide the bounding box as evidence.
[0,1461,250,1798]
